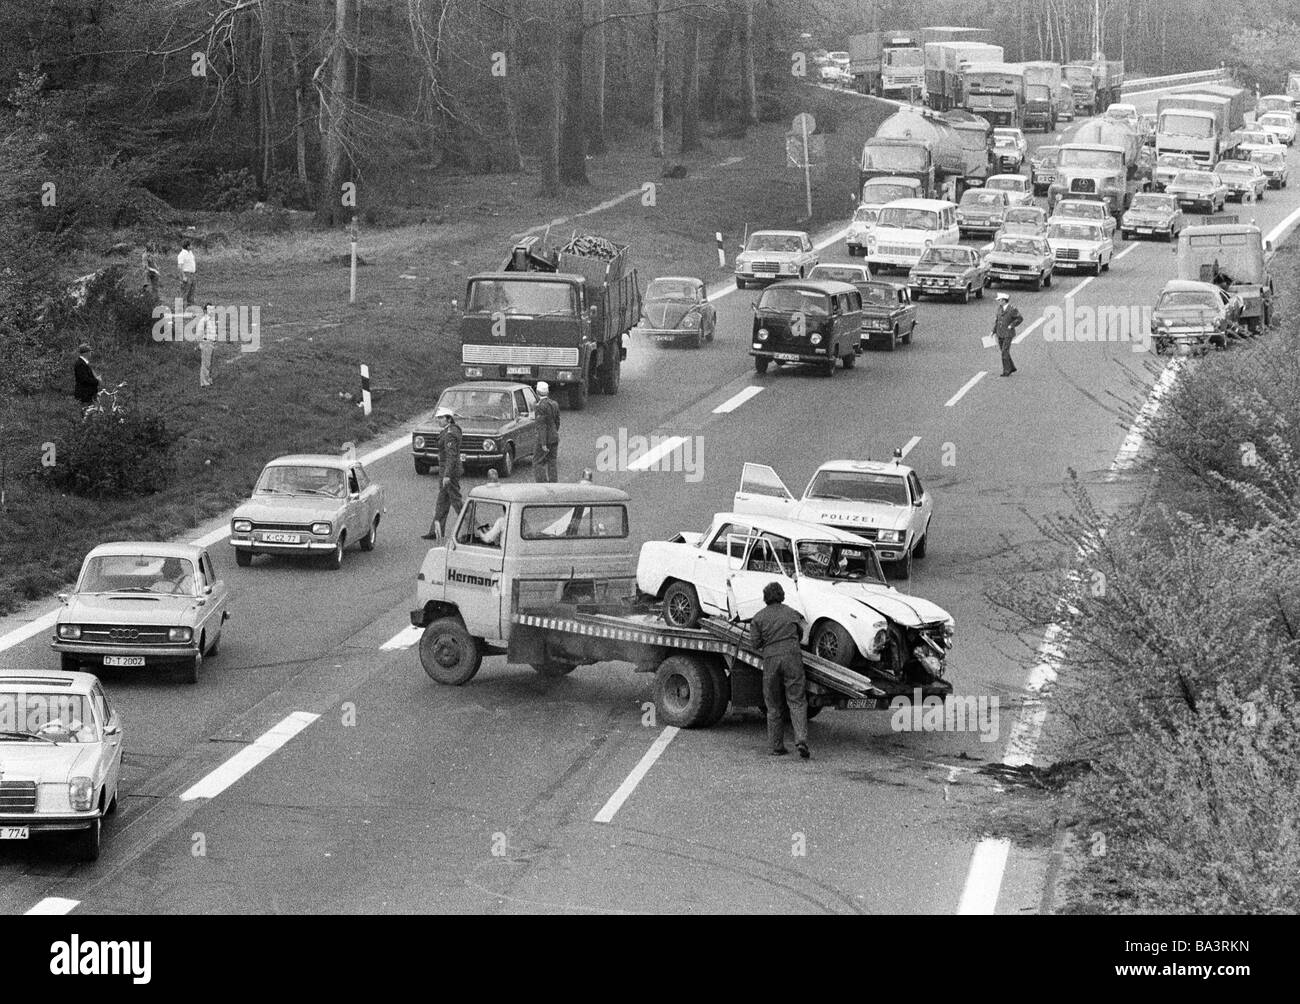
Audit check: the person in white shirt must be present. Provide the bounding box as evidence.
[198,303,217,387]
[177,239,197,306]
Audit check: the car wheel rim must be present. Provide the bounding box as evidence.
[667,593,691,623]
[815,631,841,660]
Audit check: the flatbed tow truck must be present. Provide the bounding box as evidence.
[410,481,951,729]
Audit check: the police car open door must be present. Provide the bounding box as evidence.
[733,463,797,519]
[725,532,806,625]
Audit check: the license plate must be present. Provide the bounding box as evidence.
[0,828,29,840]
[651,334,678,342]
[505,365,532,375]
[1137,228,1152,234]
[104,655,145,667]
[773,352,801,361]
[263,532,300,543]
[844,698,879,709]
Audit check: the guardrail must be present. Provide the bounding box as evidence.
[1123,68,1228,95]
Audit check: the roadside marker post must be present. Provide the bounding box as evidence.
[360,364,372,416]
[348,216,359,304]
[716,232,725,268]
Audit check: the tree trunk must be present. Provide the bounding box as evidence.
[499,0,525,172]
[651,0,665,156]
[290,36,309,189]
[589,0,607,154]
[702,9,736,119]
[260,0,275,186]
[679,11,701,152]
[739,0,757,128]
[557,0,588,185]
[316,0,356,224]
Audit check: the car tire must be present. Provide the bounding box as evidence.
[1032,273,1042,291]
[419,618,483,686]
[653,655,716,729]
[736,278,747,289]
[975,282,985,300]
[902,322,914,345]
[235,549,252,568]
[106,788,118,815]
[754,356,769,375]
[689,330,702,349]
[1043,270,1053,288]
[886,326,898,352]
[73,816,101,863]
[208,629,220,657]
[892,549,913,580]
[960,284,971,304]
[703,661,731,726]
[705,318,715,343]
[60,654,78,673]
[663,581,703,628]
[182,648,202,685]
[821,354,837,377]
[1101,255,1110,273]
[811,621,855,667]
[532,662,578,678]
[325,537,344,570]
[914,526,928,559]
[568,372,589,411]
[414,460,430,476]
[600,351,621,394]
[842,349,856,369]
[908,287,923,300]
[360,515,379,551]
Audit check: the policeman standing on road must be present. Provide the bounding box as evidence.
[533,381,561,483]
[423,405,463,539]
[747,582,811,759]
[993,292,1022,376]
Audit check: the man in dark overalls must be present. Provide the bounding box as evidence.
[747,581,810,759]
[423,405,463,539]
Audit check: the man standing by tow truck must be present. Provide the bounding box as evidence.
[533,381,561,482]
[423,405,463,540]
[747,582,811,760]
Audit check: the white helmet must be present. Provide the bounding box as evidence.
[435,405,455,419]
[536,381,549,396]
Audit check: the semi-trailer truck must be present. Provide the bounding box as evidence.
[848,30,925,98]
[962,61,1026,128]
[1022,61,1064,132]
[924,41,1004,112]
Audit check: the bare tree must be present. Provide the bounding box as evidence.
[651,0,665,156]
[315,0,357,224]
[739,0,757,128]
[679,7,701,152]
[589,0,608,154]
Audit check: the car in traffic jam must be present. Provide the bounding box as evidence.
[985,234,1055,290]
[1214,160,1269,203]
[734,229,819,288]
[1164,170,1229,213]
[1119,192,1185,241]
[856,280,916,350]
[1047,220,1115,274]
[907,245,988,303]
[750,280,862,376]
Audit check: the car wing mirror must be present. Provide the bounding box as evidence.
[203,585,213,595]
[104,723,121,736]
[57,592,68,603]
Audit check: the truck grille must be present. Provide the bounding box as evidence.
[79,624,176,644]
[876,244,920,258]
[0,782,36,814]
[1070,179,1097,194]
[462,345,579,367]
[1055,248,1080,261]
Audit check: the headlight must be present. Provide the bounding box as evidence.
[557,370,575,381]
[810,333,822,345]
[877,529,903,544]
[942,622,955,647]
[682,314,699,327]
[69,777,94,812]
[413,436,426,450]
[924,239,934,248]
[1086,249,1098,260]
[464,367,483,377]
[311,521,332,536]
[58,624,81,640]
[481,439,496,452]
[956,213,965,222]
[871,627,888,653]
[232,519,252,533]
[168,626,193,643]
[757,328,769,340]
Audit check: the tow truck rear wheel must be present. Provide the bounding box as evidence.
[653,655,716,728]
[419,618,482,686]
[567,373,589,411]
[599,351,621,394]
[663,581,703,628]
[703,662,731,726]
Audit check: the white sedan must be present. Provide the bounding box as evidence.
[1257,112,1296,146]
[1047,220,1114,275]
[985,173,1034,208]
[636,512,954,676]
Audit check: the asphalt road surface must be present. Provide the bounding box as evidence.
[3,91,1297,914]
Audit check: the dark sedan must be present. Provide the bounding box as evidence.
[412,381,541,478]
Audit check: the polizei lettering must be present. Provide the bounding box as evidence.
[49,935,152,984]
[448,567,498,588]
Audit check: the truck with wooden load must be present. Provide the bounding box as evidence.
[961,61,1026,128]
[410,482,953,729]
[848,30,926,98]
[860,107,994,201]
[1156,93,1240,164]
[1022,61,1064,131]
[1063,58,1125,116]
[924,41,1004,112]
[1048,118,1151,218]
[458,234,640,411]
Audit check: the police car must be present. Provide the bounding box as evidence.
[730,452,933,578]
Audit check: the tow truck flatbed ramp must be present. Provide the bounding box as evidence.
[511,607,883,699]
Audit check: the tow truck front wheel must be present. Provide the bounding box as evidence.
[653,655,716,728]
[419,618,483,686]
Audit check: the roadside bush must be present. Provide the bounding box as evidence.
[265,168,314,210]
[51,265,158,348]
[43,390,176,498]
[205,167,260,212]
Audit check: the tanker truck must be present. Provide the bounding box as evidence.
[859,106,994,201]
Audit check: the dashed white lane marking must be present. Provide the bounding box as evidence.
[1113,244,1139,262]
[956,839,1011,914]
[626,436,690,472]
[1012,316,1045,344]
[1064,275,1095,299]
[381,625,424,651]
[593,726,680,824]
[26,897,80,916]
[900,435,921,457]
[180,711,320,801]
[0,613,58,655]
[944,371,987,407]
[713,385,765,414]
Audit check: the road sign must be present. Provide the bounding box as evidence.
[786,132,826,168]
[791,112,816,136]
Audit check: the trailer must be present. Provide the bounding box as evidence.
[849,30,925,98]
[1022,61,1064,131]
[924,41,1004,112]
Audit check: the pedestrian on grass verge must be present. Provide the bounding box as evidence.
[198,303,217,388]
[177,239,197,306]
[73,344,100,407]
[747,581,811,760]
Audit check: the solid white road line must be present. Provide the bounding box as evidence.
[593,726,680,824]
[179,711,320,802]
[957,839,1012,914]
[900,435,921,458]
[1111,358,1186,474]
[1265,202,1300,244]
[1012,316,1045,344]
[25,897,80,916]
[0,612,58,655]
[944,371,987,407]
[380,625,425,651]
[713,385,764,414]
[626,436,689,472]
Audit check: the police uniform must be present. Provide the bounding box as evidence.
[431,418,463,536]
[992,299,1023,376]
[534,393,561,483]
[747,601,809,754]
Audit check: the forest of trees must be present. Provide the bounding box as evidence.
[0,0,1297,232]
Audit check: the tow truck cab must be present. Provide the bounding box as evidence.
[412,482,634,652]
